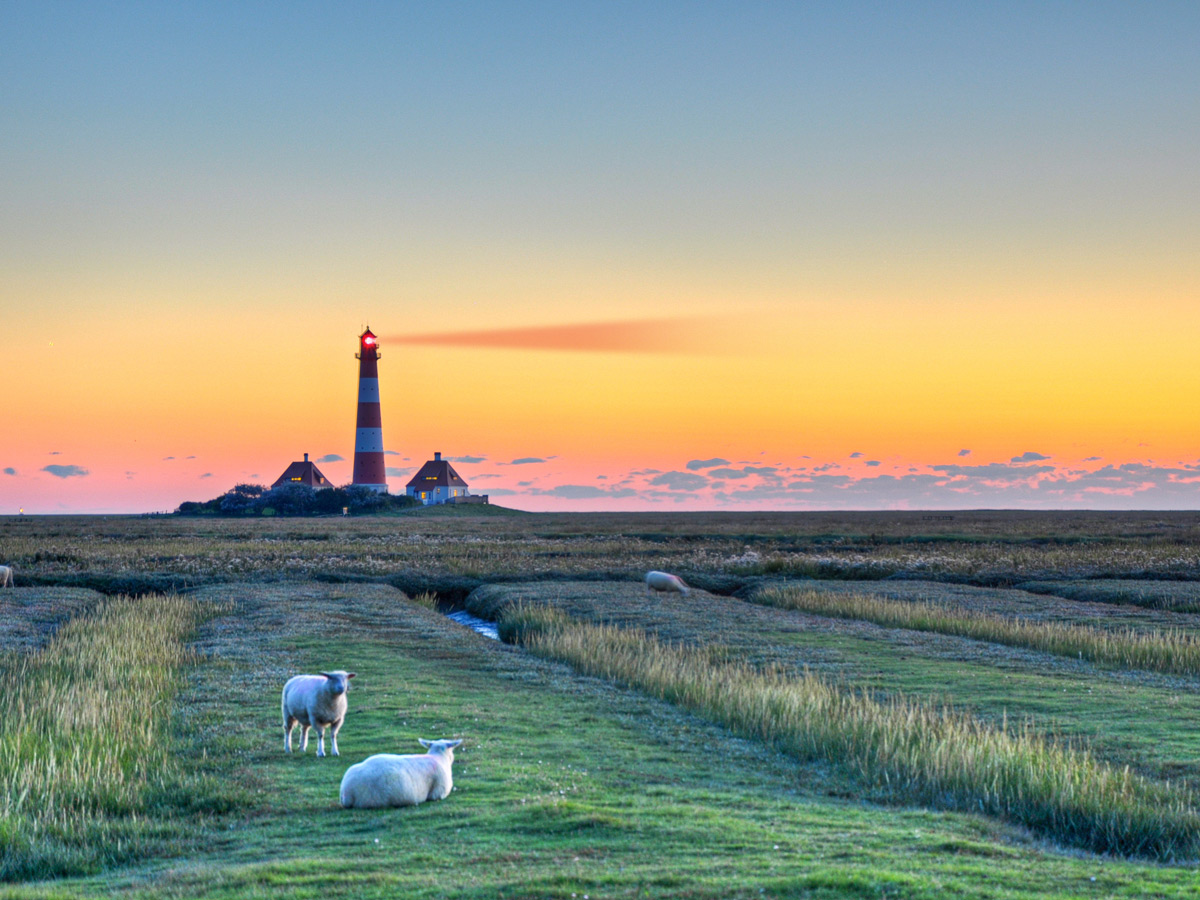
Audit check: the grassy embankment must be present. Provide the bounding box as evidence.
[752,584,1200,676]
[6,514,1200,896]
[0,594,228,880]
[498,602,1200,860]
[9,581,1200,898]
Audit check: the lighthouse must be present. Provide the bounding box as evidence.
[352,328,388,492]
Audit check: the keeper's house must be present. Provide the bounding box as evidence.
[405,452,487,505]
[271,453,333,489]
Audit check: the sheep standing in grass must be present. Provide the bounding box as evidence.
[339,738,463,809]
[282,670,355,757]
[0,566,12,588]
[645,570,689,597]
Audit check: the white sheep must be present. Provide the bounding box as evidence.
[339,738,463,809]
[0,565,12,588]
[282,670,355,757]
[645,570,689,596]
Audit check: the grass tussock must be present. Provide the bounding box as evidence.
[500,603,1200,860]
[409,591,441,610]
[756,585,1200,677]
[0,594,214,879]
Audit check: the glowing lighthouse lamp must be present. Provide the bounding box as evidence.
[351,328,388,492]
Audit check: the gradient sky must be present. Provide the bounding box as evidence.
[3,1,1199,513]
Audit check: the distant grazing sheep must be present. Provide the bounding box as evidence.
[282,670,355,757]
[339,738,463,809]
[0,565,12,588]
[645,570,689,596]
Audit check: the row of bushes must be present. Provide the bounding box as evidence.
[175,483,420,517]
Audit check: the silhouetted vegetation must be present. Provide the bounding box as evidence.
[175,483,420,517]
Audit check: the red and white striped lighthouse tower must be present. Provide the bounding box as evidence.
[352,328,388,492]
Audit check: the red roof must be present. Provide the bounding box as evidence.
[405,455,468,489]
[272,459,333,489]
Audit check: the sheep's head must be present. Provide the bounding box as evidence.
[320,671,356,695]
[419,738,463,759]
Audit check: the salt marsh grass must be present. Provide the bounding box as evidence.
[755,585,1200,677]
[501,603,1200,860]
[409,591,440,609]
[0,594,215,879]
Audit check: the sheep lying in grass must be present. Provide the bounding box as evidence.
[282,670,355,757]
[0,565,12,588]
[645,570,689,597]
[339,738,463,809]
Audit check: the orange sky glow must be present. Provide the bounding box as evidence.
[3,6,1199,513]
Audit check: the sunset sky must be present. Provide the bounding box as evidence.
[3,2,1199,513]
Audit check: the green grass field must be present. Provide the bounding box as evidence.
[4,511,1200,896]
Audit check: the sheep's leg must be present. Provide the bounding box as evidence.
[300,724,311,753]
[330,719,342,757]
[316,725,326,758]
[284,716,297,752]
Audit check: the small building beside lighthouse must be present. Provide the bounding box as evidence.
[272,453,332,490]
[406,452,483,505]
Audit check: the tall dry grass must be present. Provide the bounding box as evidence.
[0,594,212,878]
[755,585,1200,676]
[500,603,1200,860]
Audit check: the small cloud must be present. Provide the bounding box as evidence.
[3,467,15,476]
[849,452,864,458]
[126,471,136,480]
[865,460,881,467]
[386,467,414,477]
[163,456,176,461]
[958,449,971,457]
[1084,456,1102,462]
[448,455,486,464]
[318,454,345,463]
[686,458,730,471]
[1011,451,1051,463]
[648,471,709,491]
[384,450,402,456]
[200,472,213,479]
[508,457,546,465]
[43,464,89,479]
[482,487,520,496]
[517,480,534,487]
[48,451,61,456]
[597,475,608,480]
[186,455,197,460]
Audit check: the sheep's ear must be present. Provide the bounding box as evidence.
[448,739,463,748]
[418,738,432,749]
[319,672,333,680]
[347,673,356,679]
